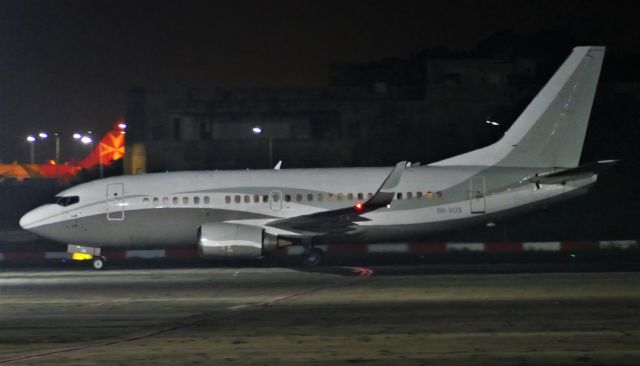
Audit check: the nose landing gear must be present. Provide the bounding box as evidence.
[92,256,107,270]
[68,244,106,270]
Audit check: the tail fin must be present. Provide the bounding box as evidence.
[431,46,605,168]
[77,118,126,170]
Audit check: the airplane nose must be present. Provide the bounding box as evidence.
[19,205,55,231]
[19,209,37,230]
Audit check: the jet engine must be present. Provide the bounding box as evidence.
[197,222,279,258]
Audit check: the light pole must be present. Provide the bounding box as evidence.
[26,135,36,163]
[78,135,103,178]
[54,133,60,163]
[252,126,273,167]
[36,131,61,163]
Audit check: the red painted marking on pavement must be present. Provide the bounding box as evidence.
[408,242,447,253]
[3,252,44,261]
[165,247,198,258]
[101,249,126,260]
[485,242,523,252]
[561,241,600,251]
[328,244,368,255]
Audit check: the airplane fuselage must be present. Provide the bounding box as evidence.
[20,165,596,248]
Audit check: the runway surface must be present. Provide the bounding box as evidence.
[1,267,639,365]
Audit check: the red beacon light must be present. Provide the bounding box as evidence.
[355,202,363,211]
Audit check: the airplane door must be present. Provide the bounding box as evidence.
[269,190,282,211]
[470,176,486,214]
[106,183,125,221]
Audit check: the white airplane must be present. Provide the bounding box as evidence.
[20,46,613,269]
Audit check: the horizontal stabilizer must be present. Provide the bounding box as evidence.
[528,160,618,185]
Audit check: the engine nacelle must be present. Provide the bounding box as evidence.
[198,222,278,258]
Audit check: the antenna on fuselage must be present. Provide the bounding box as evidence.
[274,161,282,170]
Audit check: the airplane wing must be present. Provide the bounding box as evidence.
[527,160,619,185]
[267,161,407,236]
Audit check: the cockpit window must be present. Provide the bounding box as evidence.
[55,196,79,207]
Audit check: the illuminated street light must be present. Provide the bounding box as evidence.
[80,136,93,144]
[73,133,82,139]
[485,120,500,126]
[26,135,36,142]
[118,122,127,129]
[251,126,273,167]
[38,132,48,139]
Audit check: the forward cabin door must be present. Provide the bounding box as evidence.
[469,176,486,214]
[106,183,125,220]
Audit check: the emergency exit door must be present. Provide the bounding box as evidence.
[106,183,125,220]
[470,176,486,214]
[269,190,282,211]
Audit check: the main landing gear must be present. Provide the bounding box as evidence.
[302,248,324,266]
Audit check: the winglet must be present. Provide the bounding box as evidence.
[365,161,407,209]
[274,161,282,170]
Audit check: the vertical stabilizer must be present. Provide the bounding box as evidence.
[78,118,127,169]
[431,46,605,168]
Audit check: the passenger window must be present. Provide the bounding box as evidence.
[367,192,373,199]
[426,191,433,199]
[406,192,413,199]
[234,195,241,203]
[262,194,269,203]
[225,196,231,204]
[244,195,250,203]
[296,194,303,202]
[173,197,179,205]
[396,192,403,200]
[337,193,344,201]
[182,197,188,205]
[307,193,313,201]
[284,194,291,202]
[437,191,443,198]
[347,193,353,200]
[272,192,280,202]
[153,197,159,205]
[328,193,334,201]
[317,193,324,201]
[143,197,150,204]
[416,191,423,198]
[194,196,200,204]
[204,196,210,204]
[162,197,169,205]
[357,193,364,200]
[253,194,260,203]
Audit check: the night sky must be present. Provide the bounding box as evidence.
[1,0,637,162]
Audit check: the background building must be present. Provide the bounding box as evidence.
[124,52,538,172]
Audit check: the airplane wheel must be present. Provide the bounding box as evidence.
[92,257,105,270]
[302,249,323,266]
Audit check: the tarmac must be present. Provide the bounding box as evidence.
[1,266,639,365]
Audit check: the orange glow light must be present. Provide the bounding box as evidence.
[355,202,363,210]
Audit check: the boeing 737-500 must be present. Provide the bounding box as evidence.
[20,46,613,268]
